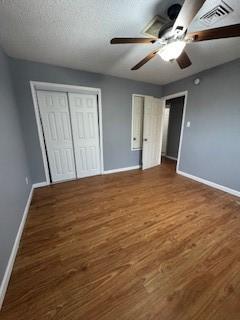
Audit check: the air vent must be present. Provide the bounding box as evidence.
[143,15,168,38]
[200,0,233,26]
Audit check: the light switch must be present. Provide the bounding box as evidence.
[186,121,191,128]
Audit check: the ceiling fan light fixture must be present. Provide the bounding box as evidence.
[158,41,186,61]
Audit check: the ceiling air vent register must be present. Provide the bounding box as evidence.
[200,0,233,26]
[143,16,168,38]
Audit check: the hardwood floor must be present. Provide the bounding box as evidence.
[1,159,240,320]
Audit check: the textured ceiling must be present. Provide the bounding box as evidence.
[0,0,239,85]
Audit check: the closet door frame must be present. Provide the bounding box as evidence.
[30,81,104,185]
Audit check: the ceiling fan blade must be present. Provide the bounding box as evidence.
[186,24,240,42]
[172,0,206,34]
[110,37,157,44]
[131,49,160,70]
[176,50,192,69]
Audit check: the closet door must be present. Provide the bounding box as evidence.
[142,97,164,170]
[68,93,101,178]
[37,90,76,182]
[132,95,144,150]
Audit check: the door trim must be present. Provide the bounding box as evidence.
[162,91,188,173]
[30,81,104,185]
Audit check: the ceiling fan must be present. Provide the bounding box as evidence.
[110,0,240,70]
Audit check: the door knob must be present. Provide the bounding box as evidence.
[144,138,148,142]
[133,137,136,141]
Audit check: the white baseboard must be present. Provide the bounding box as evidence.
[177,170,240,198]
[0,186,34,310]
[104,165,141,174]
[33,181,48,188]
[165,155,177,161]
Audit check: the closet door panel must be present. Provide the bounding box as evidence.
[68,93,101,178]
[37,90,76,182]
[132,96,144,149]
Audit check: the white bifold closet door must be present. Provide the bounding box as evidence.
[132,95,144,150]
[142,97,164,170]
[68,93,101,178]
[37,90,76,182]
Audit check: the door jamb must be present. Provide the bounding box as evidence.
[162,91,188,172]
[30,81,104,185]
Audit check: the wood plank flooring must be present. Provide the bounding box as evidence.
[1,159,240,319]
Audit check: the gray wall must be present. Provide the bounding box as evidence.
[9,58,162,183]
[0,49,31,284]
[1,53,239,289]
[166,97,184,159]
[163,59,240,192]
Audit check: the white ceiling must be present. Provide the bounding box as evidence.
[0,0,239,85]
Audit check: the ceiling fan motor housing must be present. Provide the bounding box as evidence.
[158,21,174,39]
[167,3,182,21]
[158,4,183,41]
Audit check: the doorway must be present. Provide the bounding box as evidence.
[162,92,187,172]
[132,91,187,172]
[30,82,104,185]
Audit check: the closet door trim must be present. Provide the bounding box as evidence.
[30,81,104,185]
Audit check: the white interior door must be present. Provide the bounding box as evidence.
[142,97,164,170]
[37,90,76,182]
[68,93,101,178]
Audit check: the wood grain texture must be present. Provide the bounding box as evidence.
[131,49,159,70]
[187,23,240,42]
[110,38,157,44]
[1,159,240,320]
[176,50,192,69]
